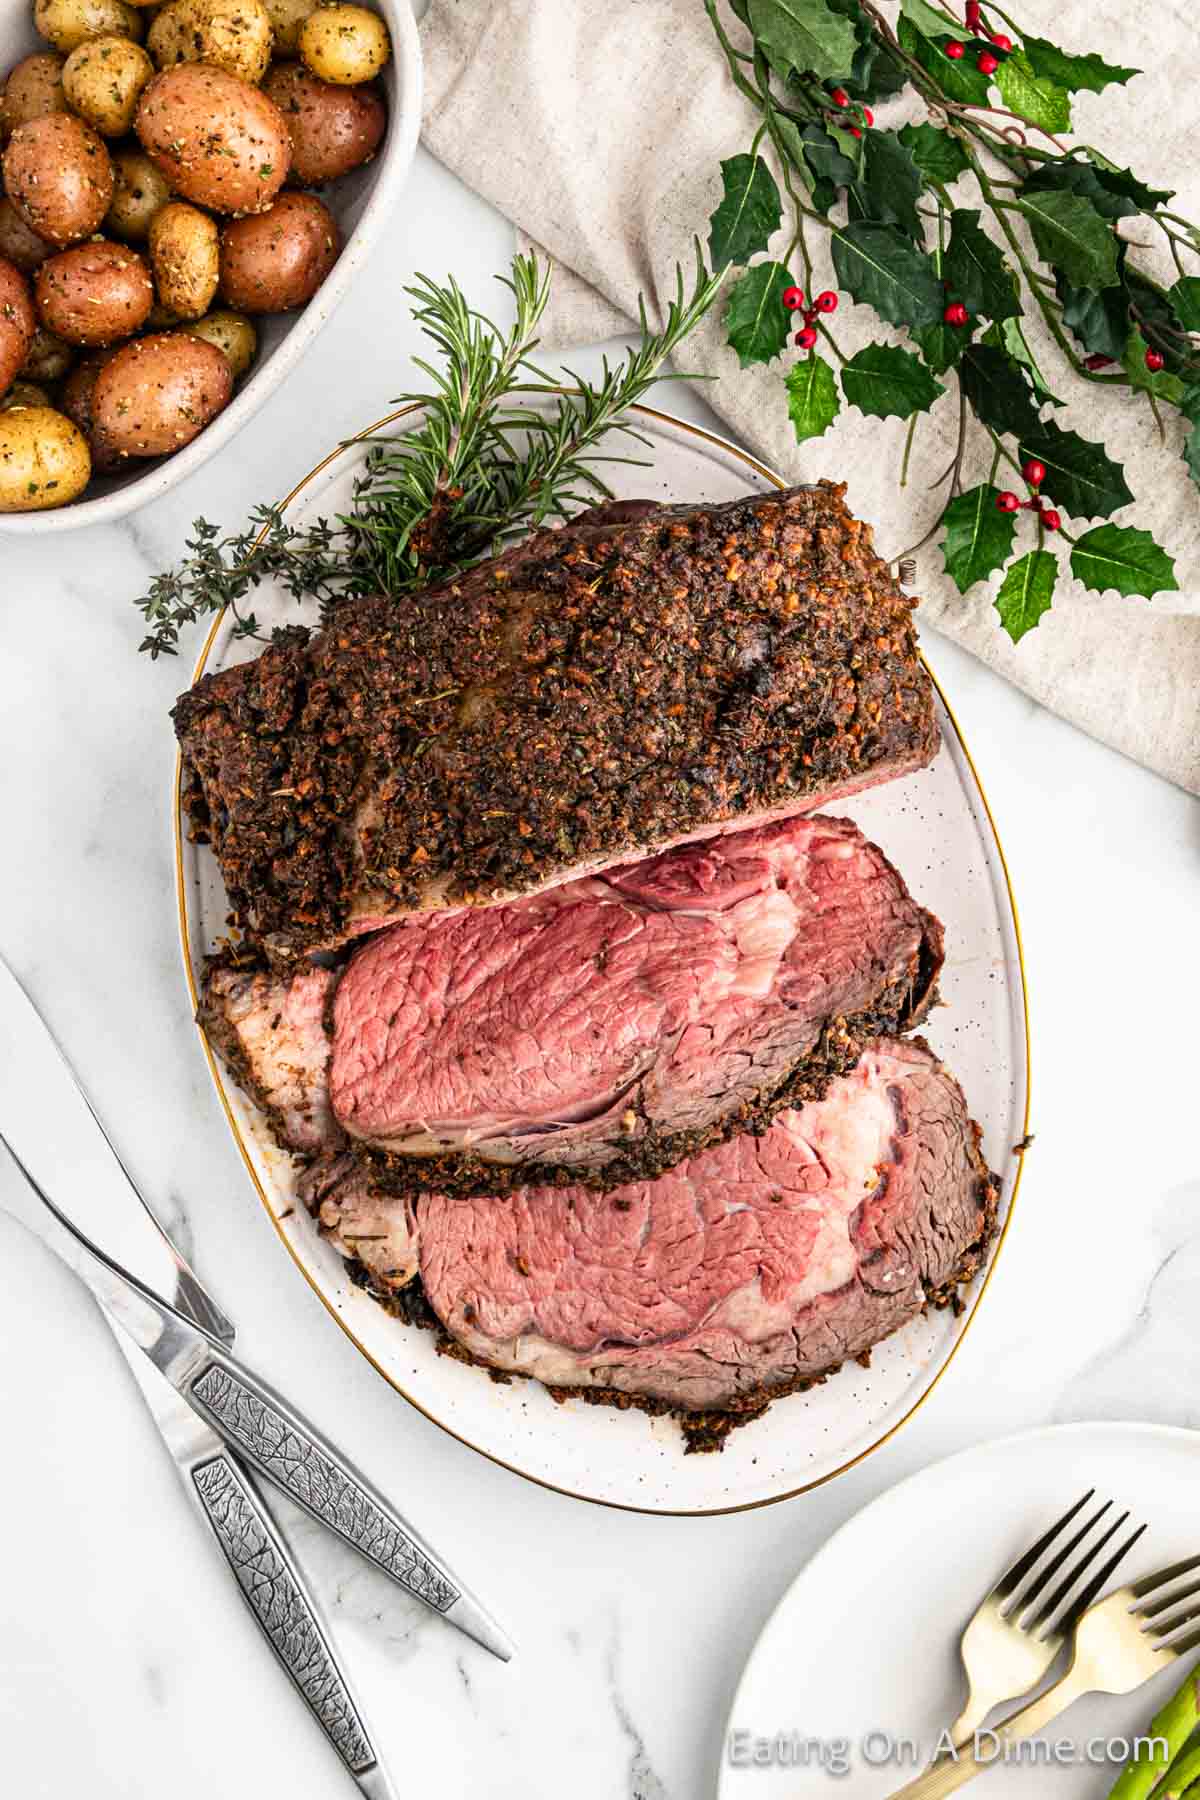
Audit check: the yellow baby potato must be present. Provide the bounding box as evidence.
[148,0,273,82]
[34,0,144,55]
[63,35,155,135]
[181,305,255,376]
[299,3,389,85]
[149,200,219,319]
[0,404,91,509]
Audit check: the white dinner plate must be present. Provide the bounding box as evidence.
[176,401,1030,1514]
[720,1421,1200,1797]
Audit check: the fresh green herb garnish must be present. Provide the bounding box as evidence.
[135,248,722,657]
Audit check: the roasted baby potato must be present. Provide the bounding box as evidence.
[147,0,272,82]
[92,327,231,454]
[148,200,218,319]
[180,304,254,375]
[0,403,91,508]
[0,198,52,272]
[299,3,389,84]
[1,51,67,140]
[35,239,153,344]
[60,346,123,467]
[218,189,337,311]
[262,0,314,52]
[105,146,171,239]
[20,322,74,380]
[136,64,290,213]
[0,254,37,393]
[263,61,384,185]
[3,113,114,245]
[0,378,52,408]
[33,0,144,54]
[63,33,154,134]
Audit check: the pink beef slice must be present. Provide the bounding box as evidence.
[327,812,942,1187]
[413,1038,995,1413]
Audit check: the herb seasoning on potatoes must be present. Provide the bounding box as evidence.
[0,0,391,508]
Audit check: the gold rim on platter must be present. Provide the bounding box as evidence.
[175,401,1032,1517]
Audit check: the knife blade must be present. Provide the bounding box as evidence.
[0,957,513,1664]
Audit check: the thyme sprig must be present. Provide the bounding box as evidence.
[135,246,722,658]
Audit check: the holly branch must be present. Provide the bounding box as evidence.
[704,0,1194,642]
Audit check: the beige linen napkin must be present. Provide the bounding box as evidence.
[420,0,1200,794]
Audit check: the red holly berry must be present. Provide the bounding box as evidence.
[861,106,875,126]
[1040,508,1061,532]
[1145,348,1165,372]
[847,124,863,138]
[795,326,818,350]
[943,301,969,326]
[782,286,806,311]
[945,39,966,58]
[831,86,850,107]
[964,0,981,25]
[977,50,999,74]
[1084,352,1113,370]
[1021,458,1046,488]
[990,32,1013,50]
[996,491,1020,513]
[815,290,839,314]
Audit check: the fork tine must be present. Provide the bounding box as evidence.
[1036,1518,1148,1639]
[1151,1605,1200,1644]
[1020,1505,1123,1632]
[1140,1576,1200,1623]
[1007,1498,1111,1619]
[993,1490,1096,1600]
[1161,1623,1200,1659]
[1132,1554,1200,1602]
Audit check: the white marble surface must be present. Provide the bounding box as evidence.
[1,147,1198,1800]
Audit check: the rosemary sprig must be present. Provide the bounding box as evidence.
[135,246,722,658]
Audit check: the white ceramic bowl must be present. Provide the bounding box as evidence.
[0,0,421,534]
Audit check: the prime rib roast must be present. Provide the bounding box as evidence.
[175,484,939,967]
[178,482,996,1443]
[299,1038,996,1443]
[202,813,943,1193]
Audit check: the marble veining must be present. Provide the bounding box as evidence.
[0,144,1197,1800]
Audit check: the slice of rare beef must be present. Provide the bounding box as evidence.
[331,813,942,1191]
[175,484,938,966]
[201,814,943,1194]
[310,1038,996,1429]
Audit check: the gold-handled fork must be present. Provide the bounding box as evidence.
[889,1551,1200,1798]
[944,1491,1143,1750]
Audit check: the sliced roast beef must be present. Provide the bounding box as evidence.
[201,813,943,1193]
[175,484,938,966]
[309,1039,996,1427]
[332,813,941,1190]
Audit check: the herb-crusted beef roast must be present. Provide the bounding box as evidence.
[175,484,939,965]
[201,814,943,1194]
[306,1038,996,1426]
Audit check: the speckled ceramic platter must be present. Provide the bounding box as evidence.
[176,402,1030,1514]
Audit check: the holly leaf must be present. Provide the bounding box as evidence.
[914,318,971,375]
[1018,420,1133,519]
[1180,384,1200,428]
[898,0,958,38]
[981,317,1062,405]
[845,31,908,101]
[856,129,925,240]
[1056,275,1128,359]
[1020,34,1138,94]
[944,209,1019,322]
[1119,329,1186,405]
[724,262,795,368]
[708,154,782,270]
[831,222,943,328]
[959,344,1044,438]
[995,49,1072,133]
[748,0,858,82]
[995,550,1057,644]
[897,16,991,104]
[1022,158,1137,223]
[940,484,1017,594]
[785,352,841,441]
[898,122,969,187]
[1084,154,1173,211]
[794,120,860,214]
[840,343,944,418]
[1069,525,1178,599]
[1168,276,1200,331]
[1184,427,1200,490]
[1017,189,1118,289]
